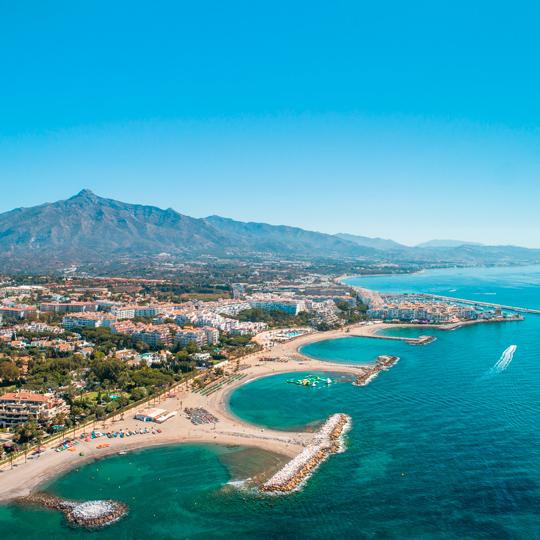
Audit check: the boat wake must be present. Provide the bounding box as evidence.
[485,345,517,377]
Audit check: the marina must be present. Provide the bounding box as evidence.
[423,294,540,315]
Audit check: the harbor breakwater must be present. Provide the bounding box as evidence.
[353,355,400,386]
[260,413,350,493]
[15,493,128,528]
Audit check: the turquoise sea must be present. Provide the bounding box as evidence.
[2,265,540,539]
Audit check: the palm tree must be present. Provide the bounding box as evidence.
[9,444,18,469]
[21,443,28,463]
[35,432,43,457]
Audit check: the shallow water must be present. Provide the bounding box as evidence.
[2,266,540,539]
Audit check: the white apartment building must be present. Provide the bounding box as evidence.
[0,392,68,428]
[111,306,136,319]
[62,313,117,329]
[248,298,306,315]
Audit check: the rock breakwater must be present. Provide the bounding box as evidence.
[15,493,128,528]
[353,355,400,386]
[260,413,350,493]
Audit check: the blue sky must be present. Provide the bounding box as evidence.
[1,1,539,247]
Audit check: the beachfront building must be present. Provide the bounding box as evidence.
[0,392,68,428]
[367,300,480,323]
[134,407,177,423]
[110,320,219,348]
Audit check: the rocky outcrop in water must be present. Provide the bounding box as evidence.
[16,493,128,528]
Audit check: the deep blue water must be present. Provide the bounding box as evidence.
[2,266,540,539]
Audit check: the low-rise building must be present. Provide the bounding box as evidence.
[0,392,68,428]
[134,407,177,423]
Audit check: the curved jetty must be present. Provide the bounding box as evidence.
[16,493,128,528]
[260,413,350,493]
[353,355,400,386]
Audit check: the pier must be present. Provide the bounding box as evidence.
[354,332,436,345]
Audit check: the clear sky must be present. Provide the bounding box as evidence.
[1,1,539,247]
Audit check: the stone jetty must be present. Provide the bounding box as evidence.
[353,355,400,386]
[407,335,436,345]
[260,413,350,493]
[16,493,128,528]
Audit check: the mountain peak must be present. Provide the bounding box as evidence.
[68,189,100,203]
[74,188,94,197]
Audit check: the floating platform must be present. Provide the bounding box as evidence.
[286,374,333,387]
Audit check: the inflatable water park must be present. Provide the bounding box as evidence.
[286,374,333,387]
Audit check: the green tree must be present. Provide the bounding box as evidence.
[130,387,148,401]
[90,357,128,385]
[105,401,120,413]
[0,361,20,382]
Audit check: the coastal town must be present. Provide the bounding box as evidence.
[0,270,525,519]
[0,273,522,433]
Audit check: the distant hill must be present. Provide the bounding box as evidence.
[335,233,407,251]
[0,190,369,268]
[205,216,371,257]
[416,239,484,248]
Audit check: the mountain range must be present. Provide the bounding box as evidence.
[0,189,539,270]
[336,233,485,250]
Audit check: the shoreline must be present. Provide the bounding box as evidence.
[0,321,436,502]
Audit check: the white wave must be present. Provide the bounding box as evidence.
[486,345,517,376]
[226,477,252,488]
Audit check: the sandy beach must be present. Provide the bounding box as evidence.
[0,322,423,502]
